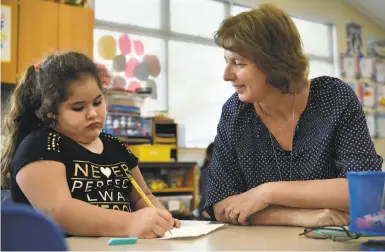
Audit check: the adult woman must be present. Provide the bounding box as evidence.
[204,4,383,227]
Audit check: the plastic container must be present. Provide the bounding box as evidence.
[156,195,193,213]
[129,145,171,162]
[347,171,385,236]
[103,114,147,137]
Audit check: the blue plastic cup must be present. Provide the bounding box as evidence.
[347,171,385,235]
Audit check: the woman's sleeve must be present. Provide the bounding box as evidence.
[334,95,383,177]
[203,105,244,218]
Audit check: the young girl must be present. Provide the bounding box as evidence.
[1,51,180,238]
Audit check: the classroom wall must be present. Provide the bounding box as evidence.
[180,0,385,168]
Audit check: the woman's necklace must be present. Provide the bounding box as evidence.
[259,94,296,181]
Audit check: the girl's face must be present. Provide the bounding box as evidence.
[54,76,107,144]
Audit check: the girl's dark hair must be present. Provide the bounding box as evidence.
[1,51,105,187]
[202,142,214,170]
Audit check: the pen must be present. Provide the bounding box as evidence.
[127,173,172,236]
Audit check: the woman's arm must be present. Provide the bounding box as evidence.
[248,205,349,227]
[247,205,300,226]
[16,161,131,237]
[213,178,349,224]
[263,178,350,212]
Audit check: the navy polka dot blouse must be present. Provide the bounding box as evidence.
[204,76,383,216]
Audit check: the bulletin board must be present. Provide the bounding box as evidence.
[340,23,385,139]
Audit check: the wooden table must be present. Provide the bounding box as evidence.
[67,225,385,251]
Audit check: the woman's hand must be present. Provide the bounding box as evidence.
[213,184,271,225]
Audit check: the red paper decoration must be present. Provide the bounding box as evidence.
[119,34,132,55]
[125,58,140,78]
[133,40,144,55]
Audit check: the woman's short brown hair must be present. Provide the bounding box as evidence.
[214,3,309,94]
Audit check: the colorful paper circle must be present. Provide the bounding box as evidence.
[97,35,117,60]
[112,75,127,90]
[125,58,140,78]
[143,55,161,77]
[112,54,126,72]
[134,61,150,81]
[119,34,132,55]
[133,40,144,55]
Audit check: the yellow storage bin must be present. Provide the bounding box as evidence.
[129,145,171,162]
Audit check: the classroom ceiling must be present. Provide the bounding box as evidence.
[345,0,385,30]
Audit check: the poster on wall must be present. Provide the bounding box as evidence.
[1,5,11,63]
[362,82,376,108]
[378,85,385,110]
[360,57,375,79]
[367,36,385,58]
[345,22,363,57]
[340,55,359,78]
[375,62,385,83]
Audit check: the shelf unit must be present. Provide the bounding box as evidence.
[152,117,178,161]
[1,0,94,84]
[103,91,179,160]
[139,162,197,219]
[103,90,153,146]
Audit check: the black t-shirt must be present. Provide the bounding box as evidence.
[9,127,138,212]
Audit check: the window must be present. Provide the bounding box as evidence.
[168,41,233,146]
[292,18,332,58]
[293,18,336,77]
[94,1,336,148]
[231,4,251,16]
[309,60,335,79]
[170,0,226,38]
[94,0,161,29]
